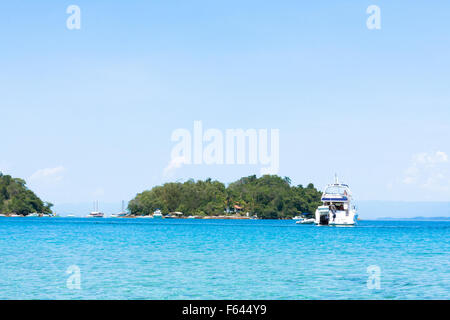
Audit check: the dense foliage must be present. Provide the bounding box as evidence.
[0,172,53,215]
[128,175,322,219]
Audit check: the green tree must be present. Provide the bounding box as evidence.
[128,175,322,219]
[0,172,53,216]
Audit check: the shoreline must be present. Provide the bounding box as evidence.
[125,215,255,220]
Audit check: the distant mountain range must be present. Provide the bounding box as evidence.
[357,201,450,220]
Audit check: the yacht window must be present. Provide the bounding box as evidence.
[324,186,349,196]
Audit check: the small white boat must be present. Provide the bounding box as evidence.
[315,176,358,226]
[27,213,40,217]
[136,215,152,219]
[296,218,315,224]
[292,216,302,220]
[152,209,163,219]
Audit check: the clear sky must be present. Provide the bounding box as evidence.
[0,1,449,207]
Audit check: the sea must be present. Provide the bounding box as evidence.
[0,218,448,300]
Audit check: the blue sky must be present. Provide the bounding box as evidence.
[0,1,449,208]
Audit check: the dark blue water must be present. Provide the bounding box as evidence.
[0,218,449,299]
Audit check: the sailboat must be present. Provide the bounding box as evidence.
[87,201,104,218]
[111,201,128,218]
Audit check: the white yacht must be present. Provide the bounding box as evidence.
[87,201,104,218]
[152,209,163,219]
[315,176,358,226]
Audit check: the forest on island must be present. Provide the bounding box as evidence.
[0,172,53,215]
[128,175,322,219]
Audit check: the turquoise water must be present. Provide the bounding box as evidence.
[0,218,449,300]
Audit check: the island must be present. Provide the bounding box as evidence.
[128,175,322,219]
[0,172,53,216]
